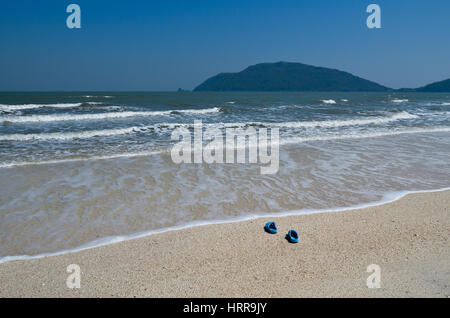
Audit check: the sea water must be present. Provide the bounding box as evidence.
[0,92,449,259]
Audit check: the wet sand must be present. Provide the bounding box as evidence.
[0,190,449,297]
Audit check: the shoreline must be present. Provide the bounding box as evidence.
[0,188,449,297]
[1,186,449,265]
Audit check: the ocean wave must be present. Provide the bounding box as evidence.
[263,111,417,128]
[0,112,419,142]
[0,107,221,123]
[0,103,90,111]
[83,95,114,98]
[280,127,450,145]
[0,126,153,141]
[391,99,409,103]
[319,99,337,104]
[158,111,418,129]
[0,150,164,169]
[1,126,449,168]
[424,102,450,107]
[172,107,221,115]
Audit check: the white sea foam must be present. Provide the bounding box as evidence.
[0,126,152,141]
[391,98,409,103]
[0,186,448,264]
[263,111,417,128]
[279,127,450,145]
[83,95,114,98]
[180,107,221,114]
[429,102,450,106]
[157,111,418,130]
[320,99,337,104]
[0,103,87,111]
[0,150,164,169]
[0,111,421,143]
[0,107,221,123]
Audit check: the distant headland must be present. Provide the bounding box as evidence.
[193,62,450,92]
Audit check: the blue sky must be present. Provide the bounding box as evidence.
[1,0,449,91]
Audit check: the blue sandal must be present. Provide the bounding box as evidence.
[264,221,278,234]
[286,229,299,243]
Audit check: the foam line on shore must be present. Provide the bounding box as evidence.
[1,186,449,264]
[0,150,164,169]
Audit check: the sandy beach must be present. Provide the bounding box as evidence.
[0,189,449,298]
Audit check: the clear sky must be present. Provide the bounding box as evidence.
[1,0,449,91]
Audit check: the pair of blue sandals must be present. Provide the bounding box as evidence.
[264,221,299,243]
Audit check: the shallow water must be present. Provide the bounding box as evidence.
[0,92,449,258]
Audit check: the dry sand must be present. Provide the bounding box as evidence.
[0,190,449,298]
